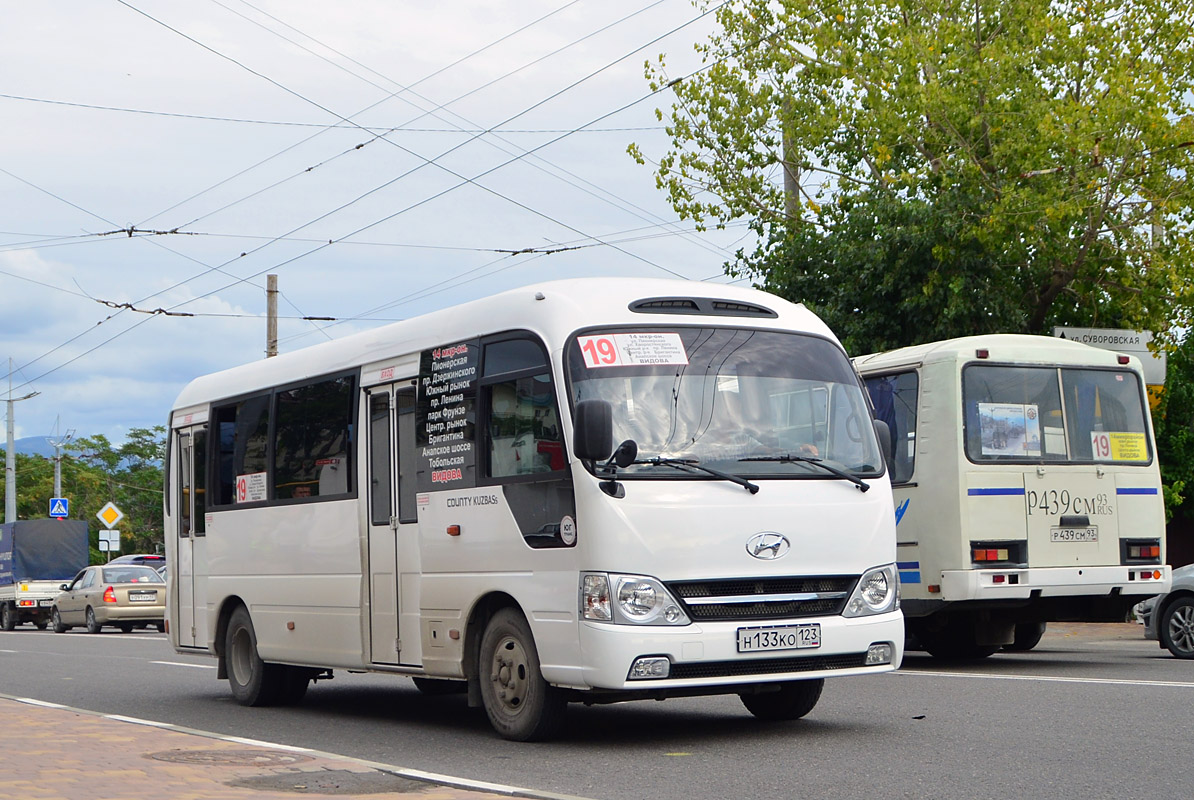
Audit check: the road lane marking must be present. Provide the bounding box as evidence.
[150,660,216,669]
[105,714,174,728]
[898,670,1194,689]
[223,735,312,752]
[16,698,68,709]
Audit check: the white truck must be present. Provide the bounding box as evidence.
[0,519,90,630]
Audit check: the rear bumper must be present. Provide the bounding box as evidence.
[941,565,1171,602]
[94,605,166,625]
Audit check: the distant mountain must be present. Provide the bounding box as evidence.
[6,436,58,458]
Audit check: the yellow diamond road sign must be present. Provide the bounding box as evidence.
[96,502,124,529]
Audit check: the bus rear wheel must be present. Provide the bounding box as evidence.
[478,608,566,741]
[740,679,824,720]
[1003,622,1047,652]
[911,617,999,660]
[226,606,284,706]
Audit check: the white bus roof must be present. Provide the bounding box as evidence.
[853,333,1143,373]
[171,277,835,412]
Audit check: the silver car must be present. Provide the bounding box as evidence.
[51,565,166,634]
[1135,563,1194,659]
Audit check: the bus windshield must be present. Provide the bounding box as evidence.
[567,327,882,478]
[962,365,1151,463]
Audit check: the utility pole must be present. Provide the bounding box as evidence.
[49,415,75,498]
[4,358,40,524]
[266,274,278,358]
[781,99,801,220]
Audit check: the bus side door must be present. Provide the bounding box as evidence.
[366,383,421,666]
[175,425,208,649]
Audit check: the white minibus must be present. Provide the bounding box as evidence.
[855,334,1171,658]
[165,277,902,740]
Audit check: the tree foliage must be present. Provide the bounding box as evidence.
[1154,341,1194,522]
[0,426,166,563]
[634,0,1194,354]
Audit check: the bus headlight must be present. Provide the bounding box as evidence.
[843,564,900,617]
[581,572,690,625]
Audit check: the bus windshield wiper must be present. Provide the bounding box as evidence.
[739,454,870,492]
[634,456,760,494]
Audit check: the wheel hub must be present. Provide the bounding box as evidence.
[489,637,528,711]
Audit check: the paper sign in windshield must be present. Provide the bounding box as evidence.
[1091,431,1147,461]
[235,472,267,503]
[978,403,1041,457]
[578,333,688,368]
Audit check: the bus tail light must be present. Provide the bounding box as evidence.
[103,586,117,603]
[1122,539,1162,565]
[971,540,1027,566]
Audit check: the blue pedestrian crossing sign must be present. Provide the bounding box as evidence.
[49,497,70,518]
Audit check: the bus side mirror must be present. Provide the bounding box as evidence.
[573,399,614,462]
[872,419,893,464]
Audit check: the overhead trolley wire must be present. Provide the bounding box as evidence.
[197,0,731,263]
[111,0,728,297]
[8,2,733,393]
[135,0,587,231]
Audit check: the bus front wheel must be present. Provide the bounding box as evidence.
[478,608,566,741]
[740,679,824,720]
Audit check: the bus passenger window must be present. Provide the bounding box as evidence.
[486,375,563,478]
[396,390,417,523]
[478,334,573,549]
[213,395,269,505]
[274,375,355,500]
[194,427,207,534]
[368,392,391,525]
[864,372,918,483]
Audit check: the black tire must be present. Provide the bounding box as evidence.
[34,620,48,631]
[912,617,999,660]
[1159,596,1194,659]
[85,607,102,634]
[0,603,15,631]
[478,608,566,741]
[1004,622,1047,652]
[51,608,69,633]
[412,677,467,696]
[740,679,824,721]
[118,624,134,634]
[225,605,282,706]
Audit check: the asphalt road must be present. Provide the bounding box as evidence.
[1,622,1191,800]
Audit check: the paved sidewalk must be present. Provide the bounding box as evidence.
[0,695,578,800]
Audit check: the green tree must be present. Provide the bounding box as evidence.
[633,0,1194,354]
[1154,343,1194,520]
[68,426,166,557]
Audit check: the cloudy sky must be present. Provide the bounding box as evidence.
[2,0,750,444]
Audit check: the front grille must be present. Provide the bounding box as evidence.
[666,652,868,680]
[667,576,857,622]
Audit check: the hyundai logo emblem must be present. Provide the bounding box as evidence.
[746,532,790,560]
